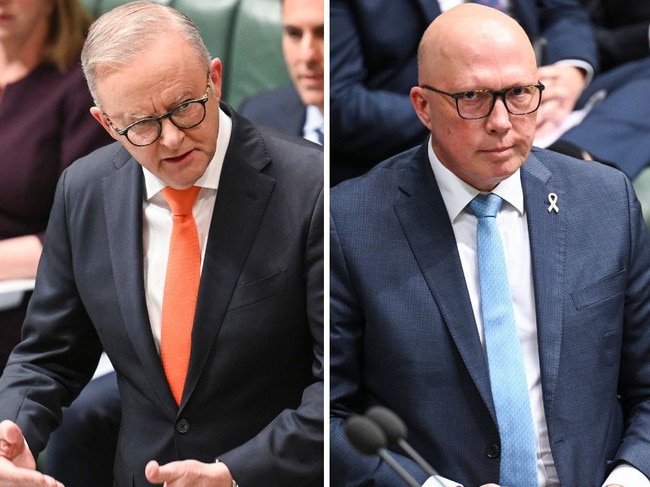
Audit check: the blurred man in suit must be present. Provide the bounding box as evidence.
[0,3,323,486]
[239,0,324,145]
[331,5,650,486]
[547,0,650,179]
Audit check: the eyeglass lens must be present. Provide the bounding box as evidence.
[457,86,541,119]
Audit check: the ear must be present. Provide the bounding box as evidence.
[209,58,224,102]
[90,107,120,141]
[410,86,434,131]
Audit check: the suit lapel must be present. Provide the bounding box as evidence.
[182,109,276,405]
[393,146,495,417]
[521,153,566,412]
[103,148,177,414]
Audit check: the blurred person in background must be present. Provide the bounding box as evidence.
[239,0,324,145]
[0,0,113,369]
[546,0,650,180]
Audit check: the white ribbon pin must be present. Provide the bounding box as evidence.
[547,193,559,213]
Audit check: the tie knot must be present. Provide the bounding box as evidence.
[469,193,503,218]
[162,186,200,216]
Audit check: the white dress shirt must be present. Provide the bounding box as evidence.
[303,105,324,145]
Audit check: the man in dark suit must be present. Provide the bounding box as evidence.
[43,2,324,485]
[579,0,650,72]
[0,3,323,487]
[329,0,599,185]
[239,0,324,145]
[331,5,650,487]
[547,0,650,180]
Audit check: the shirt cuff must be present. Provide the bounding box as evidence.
[553,59,595,87]
[603,463,650,487]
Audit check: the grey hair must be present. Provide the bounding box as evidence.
[81,1,211,105]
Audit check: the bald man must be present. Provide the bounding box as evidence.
[330,4,650,487]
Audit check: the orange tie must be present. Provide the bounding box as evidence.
[161,186,201,405]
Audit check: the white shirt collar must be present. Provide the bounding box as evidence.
[426,136,525,222]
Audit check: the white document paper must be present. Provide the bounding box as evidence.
[0,279,35,312]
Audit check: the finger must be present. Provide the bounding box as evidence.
[145,460,186,483]
[0,421,24,459]
[144,460,161,483]
[0,458,64,487]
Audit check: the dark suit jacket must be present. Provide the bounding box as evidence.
[329,0,599,184]
[581,0,650,70]
[238,85,306,138]
[0,104,324,487]
[558,0,650,180]
[330,142,650,486]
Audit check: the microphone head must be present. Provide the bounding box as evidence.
[365,405,408,446]
[344,415,388,456]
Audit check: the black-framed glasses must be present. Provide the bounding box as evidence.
[104,77,211,147]
[420,83,545,120]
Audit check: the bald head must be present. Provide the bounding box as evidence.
[418,4,537,86]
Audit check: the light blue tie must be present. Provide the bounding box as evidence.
[469,193,538,487]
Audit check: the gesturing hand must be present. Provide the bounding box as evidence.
[0,420,63,487]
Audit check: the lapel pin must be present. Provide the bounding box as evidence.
[547,193,559,213]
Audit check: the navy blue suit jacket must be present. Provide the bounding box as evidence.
[330,142,650,486]
[0,104,324,487]
[238,85,306,138]
[330,0,599,184]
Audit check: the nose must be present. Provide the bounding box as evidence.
[304,31,325,67]
[300,34,318,62]
[158,118,185,148]
[485,96,512,132]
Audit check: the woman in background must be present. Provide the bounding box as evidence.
[0,0,113,368]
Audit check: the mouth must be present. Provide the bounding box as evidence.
[483,146,513,156]
[163,150,193,165]
[299,74,323,86]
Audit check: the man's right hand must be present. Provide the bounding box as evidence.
[0,420,63,487]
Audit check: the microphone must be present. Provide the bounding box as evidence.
[365,406,447,487]
[344,414,422,487]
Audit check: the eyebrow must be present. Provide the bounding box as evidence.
[119,90,198,123]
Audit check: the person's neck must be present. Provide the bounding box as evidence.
[0,28,49,88]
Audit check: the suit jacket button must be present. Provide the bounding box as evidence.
[486,444,500,458]
[176,419,190,434]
